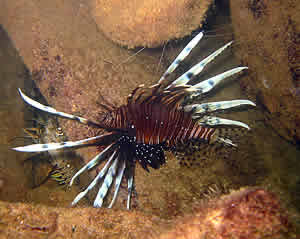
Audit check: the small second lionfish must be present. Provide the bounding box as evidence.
[13,32,255,209]
[23,115,77,187]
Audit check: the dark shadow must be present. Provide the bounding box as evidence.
[0,24,85,204]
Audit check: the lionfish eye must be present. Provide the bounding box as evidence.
[56,127,64,136]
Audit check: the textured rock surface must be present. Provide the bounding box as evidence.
[157,188,294,239]
[0,188,295,239]
[0,200,164,239]
[90,0,214,48]
[230,0,300,144]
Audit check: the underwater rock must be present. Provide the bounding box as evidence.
[0,178,4,192]
[230,0,300,144]
[156,188,294,239]
[90,0,214,48]
[0,188,294,239]
[0,200,163,239]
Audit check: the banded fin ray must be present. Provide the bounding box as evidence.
[18,89,103,128]
[168,41,233,88]
[108,159,126,208]
[12,132,115,153]
[127,171,134,210]
[71,149,118,206]
[159,31,204,84]
[185,67,248,99]
[196,116,250,130]
[184,100,256,114]
[94,154,120,207]
[69,143,117,186]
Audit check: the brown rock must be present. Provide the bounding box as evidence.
[156,188,294,239]
[90,0,214,48]
[0,200,164,239]
[230,0,300,144]
[0,188,294,239]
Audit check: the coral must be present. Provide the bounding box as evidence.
[90,0,214,48]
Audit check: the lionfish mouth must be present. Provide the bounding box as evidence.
[13,31,255,209]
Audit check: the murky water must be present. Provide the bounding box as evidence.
[0,2,299,230]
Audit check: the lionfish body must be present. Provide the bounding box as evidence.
[100,85,219,171]
[13,32,255,209]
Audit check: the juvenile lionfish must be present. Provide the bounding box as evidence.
[23,115,77,187]
[13,32,255,209]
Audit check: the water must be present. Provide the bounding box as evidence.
[0,2,299,229]
[0,26,31,202]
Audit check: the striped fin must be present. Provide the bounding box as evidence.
[186,67,248,98]
[13,135,104,152]
[127,172,134,210]
[168,41,233,88]
[94,154,120,207]
[108,159,126,208]
[71,150,117,206]
[18,89,103,128]
[50,170,66,183]
[183,100,256,114]
[197,116,250,130]
[69,143,117,186]
[12,132,115,153]
[158,32,204,84]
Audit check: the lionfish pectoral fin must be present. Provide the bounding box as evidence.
[168,41,233,88]
[184,99,256,114]
[94,153,120,207]
[197,116,251,130]
[70,149,118,206]
[159,31,204,84]
[12,133,113,153]
[126,172,134,210]
[13,131,116,153]
[185,67,248,99]
[18,89,103,128]
[69,143,117,186]
[108,159,126,208]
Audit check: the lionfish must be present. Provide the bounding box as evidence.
[23,116,77,187]
[13,32,255,209]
